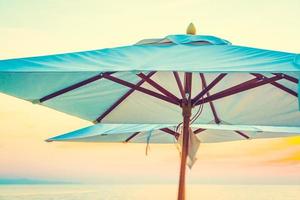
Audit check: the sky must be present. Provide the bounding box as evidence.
[0,0,299,184]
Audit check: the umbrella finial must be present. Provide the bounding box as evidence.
[186,23,196,35]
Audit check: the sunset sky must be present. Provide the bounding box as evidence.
[0,0,299,184]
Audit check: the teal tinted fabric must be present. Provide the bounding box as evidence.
[165,34,231,45]
[0,72,99,100]
[47,123,300,143]
[50,124,170,140]
[0,71,142,121]
[42,72,141,121]
[299,81,300,110]
[0,35,299,73]
[0,72,298,124]
[0,34,299,131]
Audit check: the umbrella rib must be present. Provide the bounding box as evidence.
[272,73,299,84]
[194,74,283,106]
[193,128,206,134]
[184,72,193,95]
[251,73,298,97]
[199,73,221,124]
[194,128,250,139]
[270,82,298,97]
[234,130,250,139]
[95,71,156,122]
[160,128,180,138]
[137,72,181,102]
[39,72,114,103]
[173,72,185,99]
[102,74,180,105]
[192,73,227,106]
[124,132,141,143]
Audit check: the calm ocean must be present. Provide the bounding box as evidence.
[0,184,299,200]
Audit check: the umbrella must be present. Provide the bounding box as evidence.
[0,23,299,200]
[47,123,300,144]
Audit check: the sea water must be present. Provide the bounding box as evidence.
[0,184,299,200]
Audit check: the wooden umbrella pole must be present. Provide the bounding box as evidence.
[177,103,191,200]
[178,72,192,200]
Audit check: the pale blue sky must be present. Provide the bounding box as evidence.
[0,0,299,59]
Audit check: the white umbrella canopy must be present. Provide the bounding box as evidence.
[0,37,299,126]
[47,123,300,143]
[0,23,299,200]
[46,123,300,171]
[0,72,298,125]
